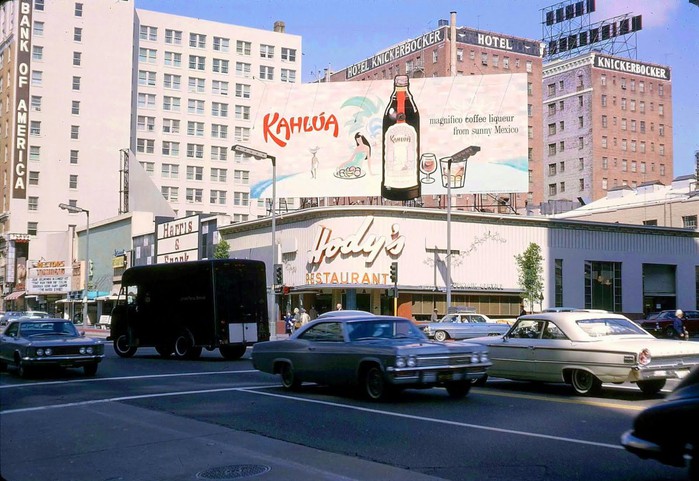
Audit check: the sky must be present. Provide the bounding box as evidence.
[136,0,699,177]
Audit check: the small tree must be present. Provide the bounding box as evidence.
[514,242,544,313]
[213,238,230,259]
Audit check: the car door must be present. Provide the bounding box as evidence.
[487,319,545,380]
[294,321,351,385]
[529,320,573,382]
[0,322,20,362]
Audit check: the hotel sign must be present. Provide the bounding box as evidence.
[345,28,444,79]
[594,54,670,81]
[12,0,33,199]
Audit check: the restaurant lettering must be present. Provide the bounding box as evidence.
[309,216,405,265]
[306,271,391,285]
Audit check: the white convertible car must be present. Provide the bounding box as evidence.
[468,311,699,396]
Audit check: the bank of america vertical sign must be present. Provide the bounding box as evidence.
[13,0,32,199]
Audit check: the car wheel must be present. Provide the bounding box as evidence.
[472,374,488,387]
[663,326,675,339]
[16,360,32,378]
[155,344,173,358]
[637,379,666,395]
[83,364,98,376]
[364,366,393,401]
[445,380,472,399]
[570,369,602,395]
[280,363,301,390]
[434,330,448,342]
[219,345,247,360]
[113,333,137,358]
[174,332,202,360]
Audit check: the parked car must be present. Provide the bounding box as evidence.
[1,311,28,326]
[637,310,699,338]
[252,314,491,401]
[0,318,104,377]
[316,309,375,319]
[621,365,698,479]
[20,310,51,319]
[421,313,510,341]
[468,311,699,396]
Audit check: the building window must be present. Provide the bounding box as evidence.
[164,52,182,67]
[32,71,43,86]
[161,186,179,201]
[162,118,180,134]
[548,123,556,135]
[188,99,205,115]
[210,190,227,205]
[259,65,274,80]
[659,124,665,137]
[73,27,82,42]
[163,96,181,112]
[32,45,43,61]
[548,103,556,116]
[260,44,275,59]
[683,215,698,229]
[31,96,42,111]
[139,48,156,64]
[236,41,251,56]
[139,25,158,41]
[71,100,80,115]
[548,144,556,156]
[186,143,204,159]
[213,36,229,52]
[213,58,229,74]
[601,136,607,148]
[137,138,155,154]
[578,116,584,128]
[163,73,181,89]
[189,33,206,49]
[30,121,41,135]
[559,141,565,152]
[526,60,532,73]
[548,183,557,196]
[236,62,252,77]
[161,164,179,179]
[481,52,488,66]
[212,102,228,117]
[211,168,228,182]
[281,47,297,62]
[578,137,584,149]
[585,261,622,311]
[660,164,666,176]
[235,83,251,98]
[492,55,499,68]
[601,95,607,107]
[234,127,250,142]
[29,146,41,161]
[162,141,179,156]
[186,188,203,203]
[69,174,78,189]
[188,77,205,93]
[27,222,38,236]
[27,196,39,211]
[559,181,565,193]
[212,80,229,96]
[281,69,296,83]
[211,124,228,139]
[602,115,607,128]
[189,55,205,71]
[29,171,40,185]
[138,70,156,86]
[165,29,182,45]
[211,146,228,161]
[186,166,204,181]
[658,84,664,97]
[659,144,665,156]
[234,192,250,206]
[70,150,79,164]
[187,121,204,136]
[548,163,557,176]
[74,2,83,17]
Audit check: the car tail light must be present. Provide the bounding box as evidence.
[638,348,651,365]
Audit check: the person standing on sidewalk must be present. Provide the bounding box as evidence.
[672,309,689,340]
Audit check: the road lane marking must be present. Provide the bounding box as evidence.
[1,383,627,450]
[0,370,260,389]
[237,388,626,450]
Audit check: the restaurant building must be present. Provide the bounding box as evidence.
[219,206,699,329]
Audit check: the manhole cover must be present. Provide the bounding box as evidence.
[197,464,271,480]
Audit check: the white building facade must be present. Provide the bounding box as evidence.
[0,0,301,308]
[220,206,699,330]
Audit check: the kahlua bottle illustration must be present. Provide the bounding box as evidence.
[382,75,420,201]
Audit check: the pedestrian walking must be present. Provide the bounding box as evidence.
[430,308,438,322]
[673,309,689,340]
[299,308,311,326]
[336,303,343,311]
[309,305,318,320]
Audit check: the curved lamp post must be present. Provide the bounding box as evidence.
[59,203,89,325]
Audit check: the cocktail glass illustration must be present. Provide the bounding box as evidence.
[419,153,437,183]
[440,157,467,189]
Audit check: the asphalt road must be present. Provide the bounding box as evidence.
[0,344,692,481]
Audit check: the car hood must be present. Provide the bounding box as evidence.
[355,338,487,353]
[22,335,101,345]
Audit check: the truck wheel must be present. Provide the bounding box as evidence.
[114,334,137,358]
[220,345,246,360]
[174,332,201,359]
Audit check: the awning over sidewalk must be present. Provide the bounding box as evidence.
[4,290,25,301]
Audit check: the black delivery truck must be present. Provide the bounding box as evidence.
[109,259,269,360]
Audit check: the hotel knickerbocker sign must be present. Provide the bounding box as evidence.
[306,217,404,286]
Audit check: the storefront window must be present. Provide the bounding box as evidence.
[554,259,563,307]
[584,261,622,312]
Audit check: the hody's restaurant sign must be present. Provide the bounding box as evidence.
[306,217,404,286]
[27,260,72,294]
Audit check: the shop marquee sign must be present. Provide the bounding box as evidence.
[308,216,405,265]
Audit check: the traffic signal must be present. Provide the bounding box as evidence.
[274,263,283,285]
[389,261,398,284]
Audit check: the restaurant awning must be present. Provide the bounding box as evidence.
[4,290,25,301]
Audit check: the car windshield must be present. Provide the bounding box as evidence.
[348,319,426,341]
[19,321,79,337]
[438,315,460,323]
[576,318,647,337]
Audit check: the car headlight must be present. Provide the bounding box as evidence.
[638,348,651,365]
[395,356,406,368]
[79,347,86,354]
[44,348,52,356]
[85,346,94,355]
[480,352,488,363]
[471,354,480,364]
[406,356,417,367]
[37,348,44,356]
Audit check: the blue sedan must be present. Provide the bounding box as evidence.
[422,314,510,341]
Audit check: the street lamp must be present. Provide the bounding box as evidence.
[231,144,278,339]
[59,203,90,325]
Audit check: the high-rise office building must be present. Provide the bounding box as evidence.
[0,0,301,302]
